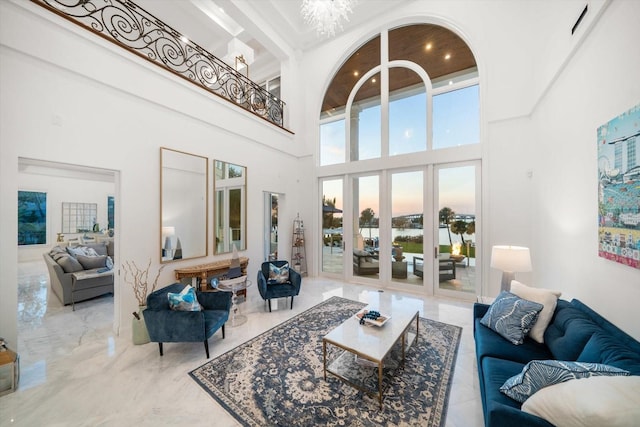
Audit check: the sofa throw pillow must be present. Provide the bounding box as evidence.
[509,280,561,344]
[500,360,629,403]
[269,262,290,284]
[480,291,544,345]
[66,245,99,258]
[168,285,201,312]
[77,254,107,270]
[521,375,640,427]
[53,253,84,273]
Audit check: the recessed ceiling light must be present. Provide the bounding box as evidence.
[425,42,432,51]
[372,78,377,83]
[353,71,359,77]
[444,53,451,60]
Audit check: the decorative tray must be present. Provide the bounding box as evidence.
[354,309,391,327]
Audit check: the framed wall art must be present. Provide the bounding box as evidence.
[597,103,640,270]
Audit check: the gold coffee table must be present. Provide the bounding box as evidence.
[322,307,419,408]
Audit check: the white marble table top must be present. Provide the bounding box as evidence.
[324,306,418,362]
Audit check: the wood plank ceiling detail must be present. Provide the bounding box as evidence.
[322,24,477,114]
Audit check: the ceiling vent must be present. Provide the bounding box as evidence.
[571,4,589,35]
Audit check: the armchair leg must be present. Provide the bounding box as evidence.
[158,342,163,356]
[268,299,272,312]
[222,324,225,339]
[290,296,294,310]
[204,340,210,359]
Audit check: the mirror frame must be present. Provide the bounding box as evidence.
[213,160,247,254]
[160,147,208,263]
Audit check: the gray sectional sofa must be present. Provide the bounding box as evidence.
[43,241,114,308]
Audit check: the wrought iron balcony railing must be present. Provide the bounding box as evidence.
[32,0,286,128]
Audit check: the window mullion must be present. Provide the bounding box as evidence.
[381,30,389,159]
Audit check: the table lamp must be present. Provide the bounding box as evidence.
[490,245,532,292]
[162,226,175,258]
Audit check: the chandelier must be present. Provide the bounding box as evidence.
[301,0,357,37]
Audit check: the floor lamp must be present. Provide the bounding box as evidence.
[490,245,532,292]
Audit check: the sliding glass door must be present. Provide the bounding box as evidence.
[435,162,480,299]
[321,179,344,275]
[390,170,424,287]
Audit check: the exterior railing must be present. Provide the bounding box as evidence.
[32,0,286,128]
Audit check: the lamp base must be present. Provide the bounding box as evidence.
[500,271,515,293]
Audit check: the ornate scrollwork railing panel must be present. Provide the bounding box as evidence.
[32,0,285,127]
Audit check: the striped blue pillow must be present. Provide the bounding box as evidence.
[501,360,629,403]
[480,291,543,345]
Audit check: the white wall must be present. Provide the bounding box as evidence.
[530,0,640,339]
[0,1,302,348]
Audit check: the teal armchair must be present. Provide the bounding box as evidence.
[257,261,302,312]
[143,283,231,358]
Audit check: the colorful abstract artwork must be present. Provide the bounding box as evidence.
[597,103,640,269]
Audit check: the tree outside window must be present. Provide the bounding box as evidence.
[18,190,47,245]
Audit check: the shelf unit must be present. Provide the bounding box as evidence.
[291,214,307,276]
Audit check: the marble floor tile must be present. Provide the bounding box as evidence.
[1,260,484,426]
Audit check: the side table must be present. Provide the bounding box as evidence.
[0,348,19,396]
[218,276,252,327]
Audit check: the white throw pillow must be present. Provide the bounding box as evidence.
[522,375,640,427]
[509,280,561,344]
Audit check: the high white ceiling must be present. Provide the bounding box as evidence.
[133,0,408,82]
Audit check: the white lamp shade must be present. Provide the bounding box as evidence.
[162,226,175,237]
[490,245,532,272]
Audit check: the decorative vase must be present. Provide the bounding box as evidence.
[132,306,150,345]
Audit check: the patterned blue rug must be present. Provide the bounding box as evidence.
[189,296,462,427]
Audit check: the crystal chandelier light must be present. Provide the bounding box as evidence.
[301,0,357,37]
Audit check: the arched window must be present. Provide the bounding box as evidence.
[320,24,478,164]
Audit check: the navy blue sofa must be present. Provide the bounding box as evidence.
[474,298,640,427]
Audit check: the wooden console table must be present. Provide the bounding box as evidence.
[174,257,249,293]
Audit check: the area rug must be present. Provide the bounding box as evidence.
[189,296,462,427]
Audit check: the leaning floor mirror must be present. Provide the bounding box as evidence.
[214,160,246,254]
[160,147,208,263]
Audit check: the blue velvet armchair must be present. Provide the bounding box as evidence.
[143,283,231,358]
[257,261,302,312]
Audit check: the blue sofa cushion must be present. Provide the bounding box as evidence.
[543,300,602,360]
[500,360,629,403]
[577,332,640,375]
[480,291,544,345]
[571,299,640,354]
[481,357,556,427]
[475,318,553,364]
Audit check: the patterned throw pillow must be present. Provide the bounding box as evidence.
[501,360,629,403]
[480,291,543,345]
[269,262,290,284]
[168,285,202,311]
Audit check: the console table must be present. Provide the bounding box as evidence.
[174,257,249,293]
